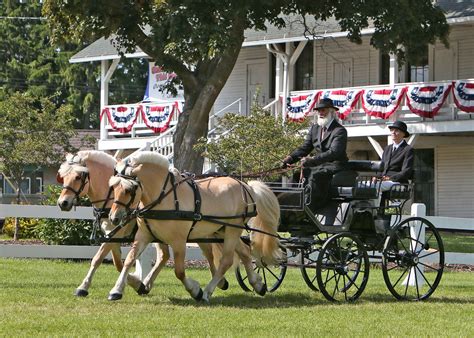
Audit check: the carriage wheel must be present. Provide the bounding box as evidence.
[300,234,327,291]
[235,247,287,293]
[316,233,370,302]
[382,217,444,301]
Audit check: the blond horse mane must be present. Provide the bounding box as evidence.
[59,150,116,177]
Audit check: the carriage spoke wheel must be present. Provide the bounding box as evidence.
[235,247,287,293]
[382,217,444,301]
[300,234,327,292]
[316,233,369,302]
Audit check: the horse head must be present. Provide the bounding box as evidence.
[57,153,91,211]
[109,160,143,227]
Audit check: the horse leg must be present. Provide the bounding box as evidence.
[172,242,203,301]
[75,243,114,297]
[202,230,240,303]
[140,243,171,294]
[235,239,266,296]
[108,234,150,301]
[198,243,229,290]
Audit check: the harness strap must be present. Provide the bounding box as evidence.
[186,179,202,241]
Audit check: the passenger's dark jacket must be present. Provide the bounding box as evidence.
[380,141,414,183]
[287,120,348,173]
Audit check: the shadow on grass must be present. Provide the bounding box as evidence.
[164,291,474,308]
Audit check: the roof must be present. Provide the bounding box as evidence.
[70,129,100,151]
[70,1,474,63]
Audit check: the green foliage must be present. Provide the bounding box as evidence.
[0,92,75,206]
[195,104,308,177]
[35,185,93,245]
[2,217,39,239]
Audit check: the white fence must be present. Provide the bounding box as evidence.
[0,204,473,265]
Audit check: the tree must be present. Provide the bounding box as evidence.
[0,1,148,129]
[43,0,449,173]
[0,92,76,240]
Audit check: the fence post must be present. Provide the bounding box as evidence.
[403,203,426,287]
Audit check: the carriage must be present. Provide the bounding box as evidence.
[58,151,444,303]
[235,160,445,302]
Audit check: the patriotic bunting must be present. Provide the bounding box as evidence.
[361,87,406,119]
[319,89,362,119]
[100,104,140,133]
[140,102,178,133]
[406,83,452,118]
[286,91,320,121]
[452,80,474,113]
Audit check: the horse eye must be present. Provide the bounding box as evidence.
[75,175,81,180]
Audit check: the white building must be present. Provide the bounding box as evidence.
[70,1,474,218]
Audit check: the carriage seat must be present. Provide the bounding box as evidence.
[329,160,383,200]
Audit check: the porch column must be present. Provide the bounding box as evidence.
[389,53,398,85]
[100,59,119,141]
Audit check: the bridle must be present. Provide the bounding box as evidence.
[113,174,143,218]
[59,170,90,205]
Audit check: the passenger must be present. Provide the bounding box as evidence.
[376,120,414,192]
[282,98,348,212]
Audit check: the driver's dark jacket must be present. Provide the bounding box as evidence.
[287,120,348,172]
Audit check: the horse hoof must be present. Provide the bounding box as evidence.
[136,283,149,295]
[256,284,267,297]
[74,289,89,297]
[219,280,229,290]
[193,288,203,301]
[108,293,123,301]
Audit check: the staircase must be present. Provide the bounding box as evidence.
[122,98,242,169]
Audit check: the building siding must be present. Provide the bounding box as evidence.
[214,45,268,116]
[437,144,474,218]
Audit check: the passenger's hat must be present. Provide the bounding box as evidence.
[388,120,410,137]
[314,98,339,111]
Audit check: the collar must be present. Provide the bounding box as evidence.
[393,140,406,150]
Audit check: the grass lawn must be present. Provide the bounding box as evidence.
[0,258,472,337]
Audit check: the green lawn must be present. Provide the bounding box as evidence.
[0,258,472,337]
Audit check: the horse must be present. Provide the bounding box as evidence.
[107,151,282,303]
[56,150,229,297]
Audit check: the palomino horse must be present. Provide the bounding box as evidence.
[56,151,229,297]
[108,151,282,302]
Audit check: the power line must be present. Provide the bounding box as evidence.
[0,16,46,21]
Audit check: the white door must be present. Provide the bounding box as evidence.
[433,43,457,81]
[333,60,353,88]
[246,61,267,115]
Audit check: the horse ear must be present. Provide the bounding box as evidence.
[130,164,143,176]
[56,172,64,184]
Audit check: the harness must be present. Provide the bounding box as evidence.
[114,171,279,244]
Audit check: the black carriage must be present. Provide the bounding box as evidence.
[236,160,445,302]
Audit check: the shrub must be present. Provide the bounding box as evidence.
[35,185,94,245]
[3,217,39,239]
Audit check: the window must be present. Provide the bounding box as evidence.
[294,43,313,90]
[380,53,390,84]
[413,149,434,215]
[3,177,33,195]
[407,47,429,82]
[35,177,43,194]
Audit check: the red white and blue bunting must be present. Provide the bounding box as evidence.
[140,102,178,133]
[452,80,474,113]
[100,104,140,133]
[361,87,406,119]
[286,91,320,121]
[318,89,362,119]
[406,83,452,118]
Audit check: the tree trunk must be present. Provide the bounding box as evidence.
[13,187,21,241]
[173,17,245,173]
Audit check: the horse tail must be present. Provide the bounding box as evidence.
[247,180,282,266]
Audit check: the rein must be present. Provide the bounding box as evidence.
[115,172,280,241]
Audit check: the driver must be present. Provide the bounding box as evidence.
[282,98,348,213]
